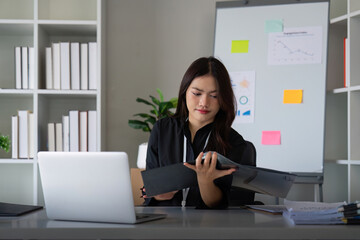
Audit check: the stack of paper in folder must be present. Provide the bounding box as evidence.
[283,199,345,225]
[339,201,360,224]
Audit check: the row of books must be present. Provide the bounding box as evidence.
[15,47,35,90]
[48,110,97,152]
[46,42,97,90]
[12,110,35,159]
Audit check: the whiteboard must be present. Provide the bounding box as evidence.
[214,0,329,174]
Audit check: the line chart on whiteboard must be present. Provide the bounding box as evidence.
[267,26,322,65]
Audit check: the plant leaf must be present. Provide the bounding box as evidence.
[159,101,174,115]
[136,97,156,108]
[166,110,175,116]
[153,108,160,118]
[0,135,10,153]
[141,126,151,132]
[133,113,156,125]
[144,116,156,125]
[150,95,160,105]
[156,88,164,102]
[129,92,178,132]
[134,113,153,119]
[170,97,178,108]
[137,97,158,117]
[128,120,150,130]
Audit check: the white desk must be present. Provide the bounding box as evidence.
[0,207,359,239]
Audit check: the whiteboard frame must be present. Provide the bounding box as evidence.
[213,0,330,185]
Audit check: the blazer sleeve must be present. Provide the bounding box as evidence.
[145,121,160,170]
[144,121,160,205]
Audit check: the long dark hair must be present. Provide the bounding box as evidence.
[173,57,236,154]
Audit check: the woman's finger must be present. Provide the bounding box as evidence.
[184,162,196,170]
[195,152,204,169]
[202,151,212,168]
[216,168,237,179]
[209,152,217,169]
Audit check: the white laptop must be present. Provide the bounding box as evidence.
[38,151,166,224]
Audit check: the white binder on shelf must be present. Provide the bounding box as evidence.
[28,113,34,158]
[62,115,70,152]
[88,110,97,152]
[69,110,79,152]
[28,47,35,90]
[21,47,28,89]
[52,43,61,90]
[60,42,70,90]
[15,47,22,89]
[70,42,80,90]
[45,47,53,89]
[11,115,19,159]
[79,111,88,152]
[48,123,55,152]
[88,42,97,90]
[80,43,88,90]
[55,123,63,152]
[18,110,29,158]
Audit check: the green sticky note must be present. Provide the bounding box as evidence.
[231,40,249,53]
[265,19,283,33]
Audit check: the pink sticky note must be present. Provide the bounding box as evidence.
[262,131,281,145]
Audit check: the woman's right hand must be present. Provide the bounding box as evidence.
[153,191,178,201]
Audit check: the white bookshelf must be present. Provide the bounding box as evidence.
[327,0,360,202]
[0,0,105,205]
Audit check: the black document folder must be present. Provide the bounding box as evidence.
[141,163,198,197]
[141,153,297,198]
[0,202,43,217]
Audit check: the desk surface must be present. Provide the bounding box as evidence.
[0,206,359,240]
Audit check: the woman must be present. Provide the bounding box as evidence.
[144,57,254,208]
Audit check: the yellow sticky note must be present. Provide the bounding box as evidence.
[231,40,249,53]
[283,89,303,104]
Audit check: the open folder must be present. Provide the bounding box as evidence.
[141,153,297,198]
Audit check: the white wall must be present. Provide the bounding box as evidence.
[105,0,217,167]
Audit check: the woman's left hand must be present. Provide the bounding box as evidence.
[184,152,236,184]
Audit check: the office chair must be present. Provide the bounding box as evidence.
[229,140,263,206]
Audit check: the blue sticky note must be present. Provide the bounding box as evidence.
[265,19,283,33]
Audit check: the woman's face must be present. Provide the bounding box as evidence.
[186,74,220,128]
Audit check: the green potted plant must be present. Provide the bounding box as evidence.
[0,134,10,153]
[128,88,177,132]
[128,88,177,168]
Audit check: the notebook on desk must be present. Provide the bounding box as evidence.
[0,202,42,217]
[38,151,166,224]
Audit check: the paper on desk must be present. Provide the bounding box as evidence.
[283,199,346,225]
[246,205,287,214]
[284,199,345,214]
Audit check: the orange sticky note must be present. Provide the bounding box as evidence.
[262,131,281,145]
[283,89,303,104]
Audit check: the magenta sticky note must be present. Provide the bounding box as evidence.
[262,131,281,145]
